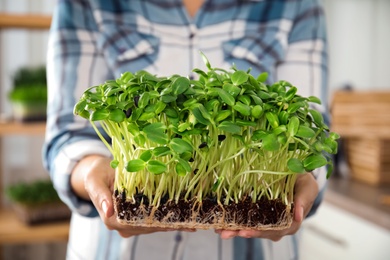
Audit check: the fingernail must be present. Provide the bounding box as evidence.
[297,206,304,222]
[102,200,108,216]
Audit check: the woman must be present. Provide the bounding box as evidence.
[43,0,328,259]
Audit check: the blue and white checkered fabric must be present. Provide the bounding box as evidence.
[43,0,328,259]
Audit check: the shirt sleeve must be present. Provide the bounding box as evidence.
[275,0,329,217]
[42,0,113,217]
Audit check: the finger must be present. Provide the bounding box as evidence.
[85,173,114,219]
[218,230,239,239]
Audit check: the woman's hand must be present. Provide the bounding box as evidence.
[215,172,319,241]
[71,155,191,237]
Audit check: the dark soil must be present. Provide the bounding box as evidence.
[114,191,293,230]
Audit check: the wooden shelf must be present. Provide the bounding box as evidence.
[0,121,46,136]
[0,13,51,30]
[0,207,69,244]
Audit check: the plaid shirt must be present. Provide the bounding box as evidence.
[43,0,328,259]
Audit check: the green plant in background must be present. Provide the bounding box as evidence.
[8,66,47,121]
[6,180,61,206]
[74,53,339,209]
[8,66,47,103]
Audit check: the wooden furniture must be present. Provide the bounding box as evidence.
[0,13,51,29]
[0,12,69,252]
[0,122,70,245]
[331,90,390,185]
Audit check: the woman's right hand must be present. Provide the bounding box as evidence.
[71,155,187,237]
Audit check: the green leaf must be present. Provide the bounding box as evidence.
[175,162,187,176]
[134,133,146,146]
[138,111,155,121]
[183,98,198,108]
[308,96,322,104]
[90,108,109,121]
[126,159,145,172]
[138,92,150,108]
[326,163,334,179]
[233,102,251,116]
[192,68,208,79]
[248,74,261,90]
[178,122,191,132]
[143,122,168,144]
[285,86,297,101]
[74,100,87,115]
[278,133,287,145]
[78,109,90,119]
[238,95,251,106]
[108,109,125,123]
[324,138,338,154]
[170,138,193,154]
[104,86,122,97]
[231,70,248,86]
[265,112,279,129]
[147,160,167,174]
[250,94,263,105]
[287,158,305,173]
[218,121,241,134]
[154,101,166,115]
[164,107,178,118]
[161,94,177,103]
[257,90,271,100]
[110,160,119,169]
[191,105,211,125]
[129,107,142,122]
[215,88,235,106]
[120,71,133,83]
[251,105,263,118]
[223,83,241,97]
[309,109,324,126]
[236,119,257,127]
[262,133,280,151]
[197,103,212,120]
[303,154,327,171]
[273,125,287,135]
[287,116,300,137]
[257,72,268,82]
[278,111,289,125]
[251,130,267,141]
[153,146,171,157]
[215,110,232,122]
[127,123,139,136]
[296,126,316,138]
[180,151,193,161]
[176,158,191,176]
[172,76,190,95]
[329,132,340,141]
[200,51,211,70]
[287,102,305,114]
[140,150,152,162]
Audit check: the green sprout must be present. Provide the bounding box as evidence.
[74,53,339,209]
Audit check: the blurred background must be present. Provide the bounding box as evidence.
[0,0,389,259]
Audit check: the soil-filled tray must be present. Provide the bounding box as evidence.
[114,193,293,230]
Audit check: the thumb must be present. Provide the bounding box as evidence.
[293,173,318,223]
[84,171,115,219]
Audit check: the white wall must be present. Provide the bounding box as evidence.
[324,0,390,91]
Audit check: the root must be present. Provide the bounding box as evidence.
[113,194,293,231]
